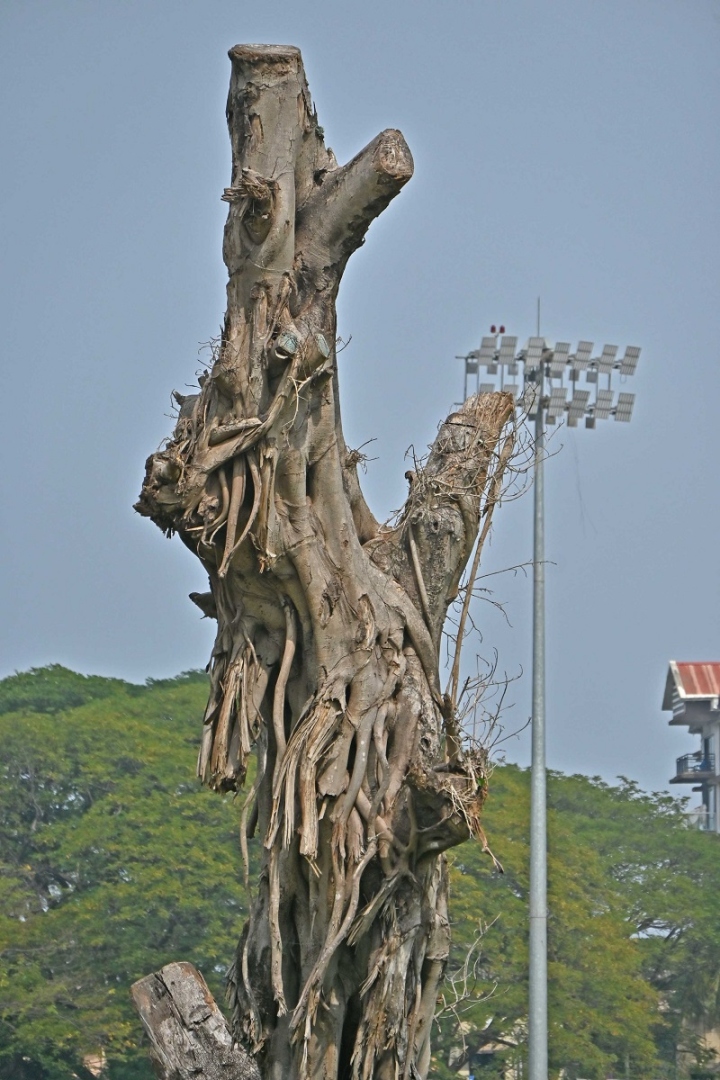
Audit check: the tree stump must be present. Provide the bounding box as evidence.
[131,963,260,1080]
[135,44,514,1080]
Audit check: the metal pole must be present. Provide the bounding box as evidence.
[529,386,548,1080]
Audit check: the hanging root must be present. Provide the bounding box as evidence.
[272,600,297,766]
[199,640,269,791]
[290,838,379,1041]
[266,695,345,857]
[239,732,267,888]
[269,844,288,1015]
[219,455,262,578]
[207,463,231,544]
[219,455,246,577]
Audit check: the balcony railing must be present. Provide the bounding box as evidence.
[674,752,716,781]
[686,807,716,829]
[689,809,718,832]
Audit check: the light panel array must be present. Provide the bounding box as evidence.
[620,346,641,375]
[615,392,635,422]
[548,342,570,378]
[567,390,590,427]
[574,341,593,371]
[546,387,567,422]
[459,334,641,428]
[594,389,614,420]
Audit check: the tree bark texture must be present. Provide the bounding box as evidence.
[135,44,514,1080]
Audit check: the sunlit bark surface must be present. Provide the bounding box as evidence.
[135,44,514,1080]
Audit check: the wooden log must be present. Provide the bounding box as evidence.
[131,962,261,1080]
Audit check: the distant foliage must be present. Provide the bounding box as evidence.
[0,664,128,715]
[143,669,209,691]
[431,766,720,1079]
[0,664,209,717]
[0,668,244,1080]
[2,668,719,1079]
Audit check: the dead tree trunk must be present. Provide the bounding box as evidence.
[135,44,514,1080]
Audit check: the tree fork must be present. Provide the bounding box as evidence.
[135,44,514,1080]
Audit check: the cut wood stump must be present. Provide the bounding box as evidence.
[131,963,260,1080]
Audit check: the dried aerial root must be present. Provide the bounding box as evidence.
[197,642,268,791]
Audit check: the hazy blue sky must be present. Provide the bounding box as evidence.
[1,0,718,796]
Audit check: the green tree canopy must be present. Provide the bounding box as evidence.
[432,766,720,1079]
[0,666,246,1080]
[0,665,128,717]
[2,667,719,1080]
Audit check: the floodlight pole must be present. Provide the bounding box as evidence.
[529,391,548,1080]
[456,330,640,1080]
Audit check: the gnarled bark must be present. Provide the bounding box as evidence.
[135,44,514,1080]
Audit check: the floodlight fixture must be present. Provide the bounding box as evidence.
[477,336,498,374]
[567,389,590,426]
[546,387,567,420]
[619,345,641,375]
[568,389,590,419]
[521,384,540,418]
[466,356,479,375]
[614,391,635,421]
[594,389,614,420]
[499,335,518,363]
[479,383,496,395]
[549,342,570,378]
[597,344,618,374]
[526,336,545,367]
[573,340,594,370]
[500,334,520,376]
[479,336,497,361]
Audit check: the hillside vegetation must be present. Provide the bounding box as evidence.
[1,667,718,1079]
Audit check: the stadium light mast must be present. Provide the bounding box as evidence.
[458,328,641,1080]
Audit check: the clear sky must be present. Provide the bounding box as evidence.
[1,0,718,796]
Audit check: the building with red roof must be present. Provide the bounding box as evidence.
[662,661,720,832]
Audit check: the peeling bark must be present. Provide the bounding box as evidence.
[135,44,514,1080]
